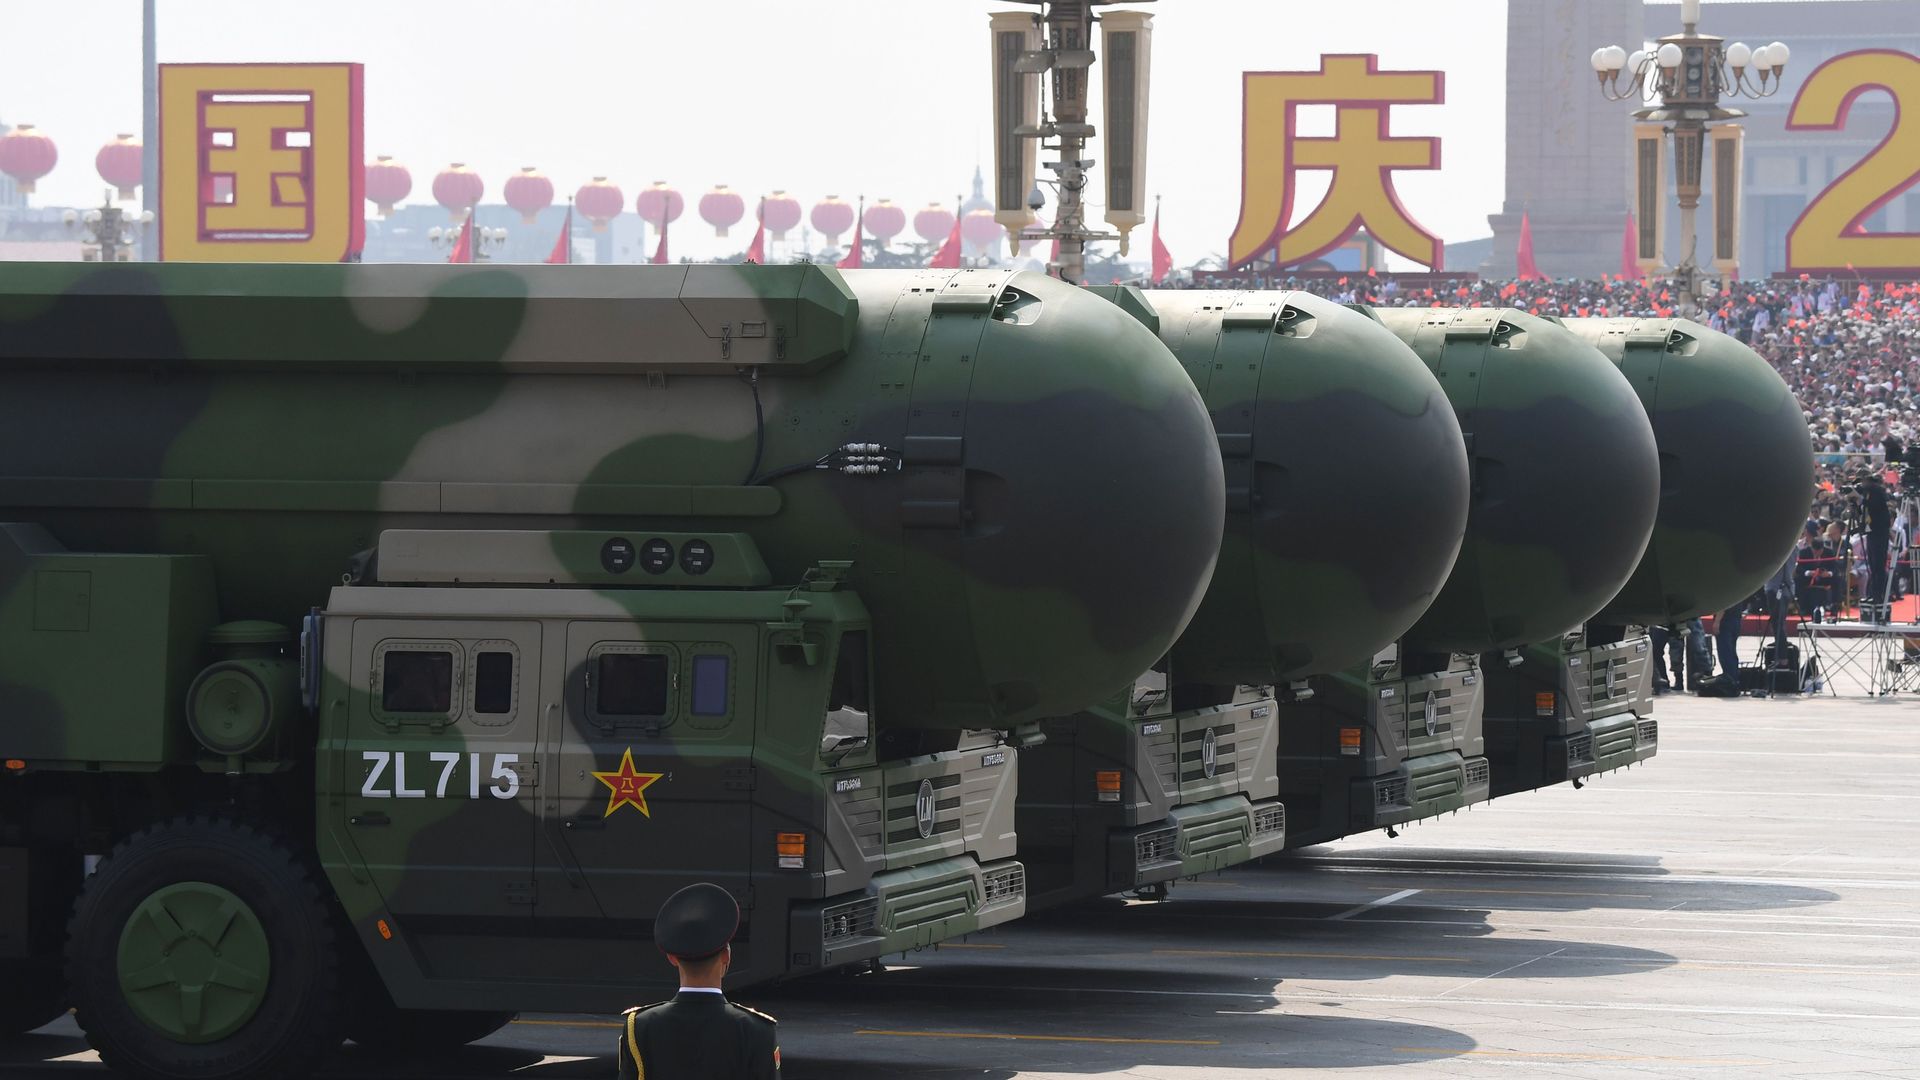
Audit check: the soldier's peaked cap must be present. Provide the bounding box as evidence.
[656,883,740,960]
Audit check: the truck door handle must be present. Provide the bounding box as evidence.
[350,812,391,827]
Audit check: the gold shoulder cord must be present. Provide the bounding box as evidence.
[626,1010,644,1079]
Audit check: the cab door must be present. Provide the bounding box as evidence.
[535,620,759,975]
[334,619,541,980]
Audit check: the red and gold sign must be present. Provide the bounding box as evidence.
[1230,54,1445,270]
[1785,49,1920,274]
[158,63,364,262]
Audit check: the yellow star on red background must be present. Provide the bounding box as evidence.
[592,748,663,818]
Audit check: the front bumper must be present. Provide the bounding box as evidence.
[791,855,1026,973]
[1555,713,1657,782]
[1351,751,1490,830]
[1109,794,1287,890]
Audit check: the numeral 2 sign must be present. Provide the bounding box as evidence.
[1785,50,1920,274]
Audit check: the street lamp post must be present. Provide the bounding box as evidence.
[1592,0,1788,316]
[427,218,509,262]
[62,192,153,262]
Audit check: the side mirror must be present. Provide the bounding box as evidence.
[821,707,871,759]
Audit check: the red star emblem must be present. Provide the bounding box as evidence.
[592,748,663,818]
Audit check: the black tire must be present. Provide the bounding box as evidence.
[0,957,68,1037]
[346,1007,516,1054]
[65,817,343,1080]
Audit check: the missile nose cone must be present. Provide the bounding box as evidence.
[1250,296,1471,675]
[1151,291,1470,684]
[1569,318,1815,624]
[952,272,1225,721]
[1380,308,1662,652]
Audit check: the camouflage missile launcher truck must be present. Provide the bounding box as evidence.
[1464,316,1812,798]
[0,262,1226,1079]
[1275,306,1661,847]
[1017,289,1470,908]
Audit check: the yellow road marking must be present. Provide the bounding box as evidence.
[1154,948,1471,964]
[858,1029,1218,1046]
[1397,1046,1769,1065]
[1368,885,1654,899]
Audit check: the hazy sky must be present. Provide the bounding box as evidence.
[1,0,1523,265]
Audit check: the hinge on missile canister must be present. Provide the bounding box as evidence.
[721,322,733,360]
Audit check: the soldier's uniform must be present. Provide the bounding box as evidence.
[616,883,780,1079]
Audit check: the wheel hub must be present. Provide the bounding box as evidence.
[115,881,271,1044]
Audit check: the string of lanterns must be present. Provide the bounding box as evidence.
[0,126,1013,255]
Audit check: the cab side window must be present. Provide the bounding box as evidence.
[382,650,452,712]
[597,653,670,717]
[822,630,872,756]
[373,641,464,726]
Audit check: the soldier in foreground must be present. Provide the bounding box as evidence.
[619,884,779,1079]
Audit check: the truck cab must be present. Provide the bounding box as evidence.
[316,529,1025,1012]
[1481,626,1657,798]
[1017,663,1286,910]
[1275,646,1491,848]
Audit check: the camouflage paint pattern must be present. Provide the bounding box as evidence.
[1368,307,1662,653]
[0,262,1225,736]
[1563,318,1813,625]
[1016,287,1463,910]
[1137,290,1472,685]
[0,261,1225,1050]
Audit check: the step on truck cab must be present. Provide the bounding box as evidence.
[317,530,1024,1012]
[1019,666,1284,909]
[1275,646,1489,847]
[1481,627,1657,798]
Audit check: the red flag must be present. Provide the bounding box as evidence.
[1150,199,1174,284]
[1515,211,1544,281]
[650,215,669,265]
[1619,210,1639,280]
[929,204,963,269]
[1366,267,1377,278]
[1338,276,1348,286]
[544,206,572,265]
[447,211,474,264]
[744,199,766,264]
[1500,281,1518,299]
[837,199,864,270]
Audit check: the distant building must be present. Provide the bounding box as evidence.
[1487,0,1918,279]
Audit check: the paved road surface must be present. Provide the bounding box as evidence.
[6,690,1918,1078]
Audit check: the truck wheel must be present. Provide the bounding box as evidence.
[64,817,343,1080]
[347,1008,517,1053]
[0,958,67,1037]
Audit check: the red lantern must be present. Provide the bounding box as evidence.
[864,199,906,246]
[914,202,955,245]
[364,155,411,217]
[432,163,484,220]
[759,190,802,239]
[503,166,554,224]
[635,182,684,228]
[698,185,745,237]
[575,177,624,232]
[961,208,1002,252]
[811,196,854,245]
[95,133,141,200]
[0,124,58,195]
